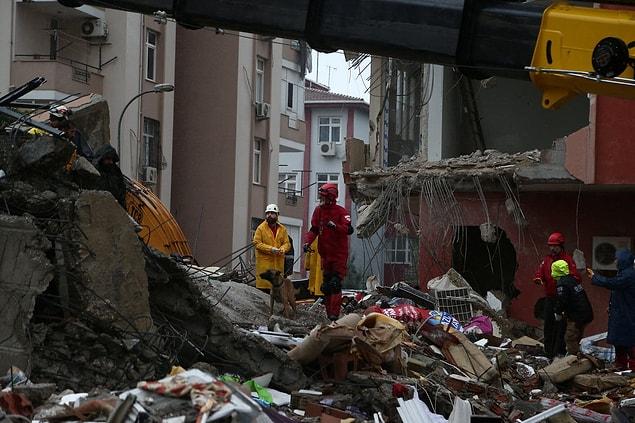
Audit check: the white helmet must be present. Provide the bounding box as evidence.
[265,203,279,214]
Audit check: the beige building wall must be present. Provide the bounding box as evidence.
[234,33,255,257]
[171,28,239,265]
[0,2,13,95]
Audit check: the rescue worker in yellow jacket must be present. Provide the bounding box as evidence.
[306,238,324,296]
[253,204,291,290]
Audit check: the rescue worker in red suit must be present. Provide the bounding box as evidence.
[533,232,580,358]
[304,183,353,321]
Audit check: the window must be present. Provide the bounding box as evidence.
[145,29,157,81]
[256,57,265,103]
[386,234,412,264]
[142,118,160,168]
[278,173,298,194]
[316,173,339,200]
[318,117,341,143]
[249,217,263,264]
[253,139,262,184]
[287,82,294,109]
[387,59,424,166]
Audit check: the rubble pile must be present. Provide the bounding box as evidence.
[2,122,635,421]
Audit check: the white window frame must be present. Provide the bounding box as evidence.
[316,173,339,200]
[385,234,412,264]
[278,173,299,195]
[142,117,160,168]
[253,139,262,184]
[145,29,157,82]
[318,116,342,144]
[256,57,265,104]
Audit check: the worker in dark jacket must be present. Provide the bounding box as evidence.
[93,144,126,208]
[552,260,593,355]
[284,236,295,277]
[589,249,635,370]
[533,232,579,358]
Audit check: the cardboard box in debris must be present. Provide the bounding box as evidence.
[1,100,635,422]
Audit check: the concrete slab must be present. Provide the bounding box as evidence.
[0,215,53,370]
[75,191,153,332]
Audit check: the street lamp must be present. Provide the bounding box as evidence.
[117,82,175,158]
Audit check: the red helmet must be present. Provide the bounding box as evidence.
[547,232,565,246]
[318,183,338,200]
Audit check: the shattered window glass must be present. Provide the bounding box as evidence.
[386,59,424,166]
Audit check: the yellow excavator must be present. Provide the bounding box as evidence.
[59,0,635,110]
[125,177,194,260]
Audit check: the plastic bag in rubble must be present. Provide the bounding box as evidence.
[580,332,615,362]
[573,249,587,271]
[463,316,493,335]
[448,397,472,423]
[540,398,611,423]
[424,310,464,332]
[0,367,29,389]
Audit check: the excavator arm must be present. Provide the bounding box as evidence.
[60,0,635,108]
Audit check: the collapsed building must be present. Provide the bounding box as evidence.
[347,142,635,338]
[0,95,310,393]
[2,86,635,422]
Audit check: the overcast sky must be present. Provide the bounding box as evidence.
[306,50,371,103]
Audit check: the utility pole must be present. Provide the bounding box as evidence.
[316,51,319,83]
[327,65,336,87]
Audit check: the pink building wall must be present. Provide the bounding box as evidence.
[418,190,635,335]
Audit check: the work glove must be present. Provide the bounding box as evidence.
[532,278,543,286]
[554,313,563,322]
[326,220,336,229]
[303,243,311,253]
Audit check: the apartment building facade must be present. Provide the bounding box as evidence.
[171,29,309,267]
[0,1,176,204]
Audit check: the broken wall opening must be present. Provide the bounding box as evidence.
[452,225,519,300]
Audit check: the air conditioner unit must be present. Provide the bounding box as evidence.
[142,166,158,185]
[592,236,631,270]
[80,18,108,38]
[255,102,271,120]
[319,142,336,156]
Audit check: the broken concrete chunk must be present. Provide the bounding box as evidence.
[75,191,153,332]
[444,331,498,382]
[538,356,593,384]
[150,271,308,391]
[15,136,74,171]
[512,336,544,348]
[573,373,629,393]
[0,215,53,371]
[12,383,57,408]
